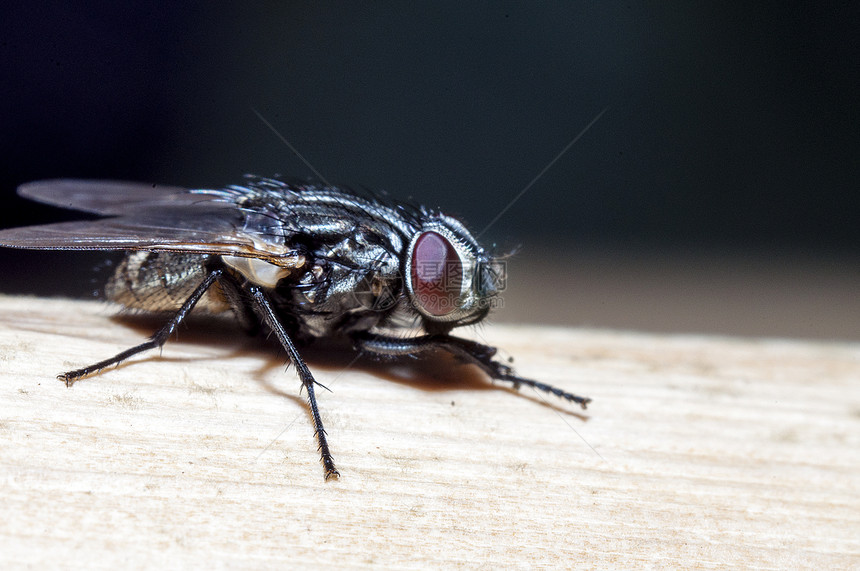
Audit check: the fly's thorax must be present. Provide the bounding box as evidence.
[294,226,403,311]
[105,251,230,313]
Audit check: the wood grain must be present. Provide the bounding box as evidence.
[0,294,858,568]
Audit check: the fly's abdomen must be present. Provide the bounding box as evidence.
[105,251,230,313]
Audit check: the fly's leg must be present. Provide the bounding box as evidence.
[354,332,591,410]
[60,269,223,386]
[246,284,339,481]
[214,265,261,336]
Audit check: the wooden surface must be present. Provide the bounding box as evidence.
[0,294,858,568]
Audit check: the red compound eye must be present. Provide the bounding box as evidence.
[410,231,462,316]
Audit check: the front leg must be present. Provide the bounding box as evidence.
[353,332,591,410]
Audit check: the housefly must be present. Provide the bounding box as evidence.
[0,176,590,479]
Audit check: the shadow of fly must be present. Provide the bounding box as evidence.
[0,176,590,479]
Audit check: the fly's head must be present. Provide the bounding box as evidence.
[403,213,504,331]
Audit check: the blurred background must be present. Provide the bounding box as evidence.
[1,3,857,340]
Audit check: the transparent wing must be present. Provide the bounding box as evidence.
[17,179,197,215]
[0,180,300,264]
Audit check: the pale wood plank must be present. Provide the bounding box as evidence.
[0,294,857,568]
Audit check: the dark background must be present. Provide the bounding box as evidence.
[1,3,858,338]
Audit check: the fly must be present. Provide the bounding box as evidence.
[0,176,590,479]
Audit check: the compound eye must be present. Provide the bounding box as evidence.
[411,231,462,316]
